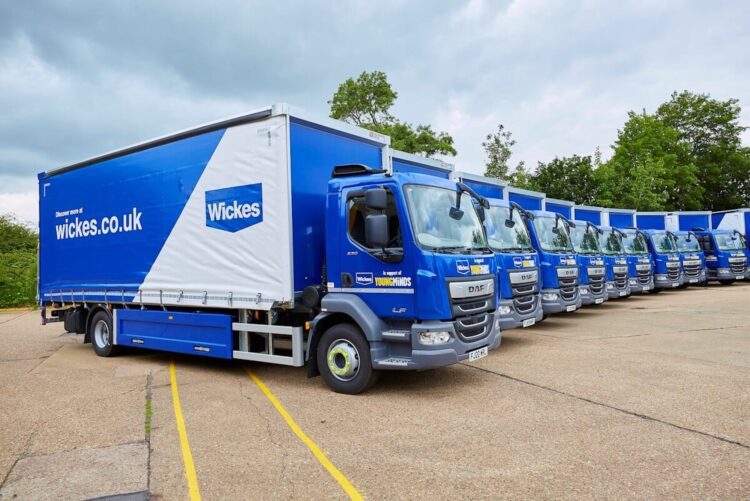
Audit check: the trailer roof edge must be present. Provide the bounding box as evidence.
[454,171,507,187]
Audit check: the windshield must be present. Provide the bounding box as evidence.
[483,206,533,252]
[404,184,488,252]
[676,234,701,252]
[598,230,624,255]
[651,232,677,253]
[569,225,600,254]
[715,233,744,251]
[532,216,574,252]
[622,232,648,255]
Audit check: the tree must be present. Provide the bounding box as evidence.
[482,124,522,181]
[655,91,750,210]
[526,155,598,205]
[595,111,702,210]
[0,214,38,308]
[329,71,456,157]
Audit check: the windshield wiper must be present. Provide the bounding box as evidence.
[431,246,465,254]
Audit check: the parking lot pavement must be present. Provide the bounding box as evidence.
[1,283,749,499]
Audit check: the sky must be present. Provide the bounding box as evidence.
[1,0,749,225]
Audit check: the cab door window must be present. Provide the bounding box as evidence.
[347,190,403,260]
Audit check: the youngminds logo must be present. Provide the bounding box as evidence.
[205,183,263,232]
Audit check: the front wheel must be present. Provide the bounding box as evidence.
[316,323,378,395]
[651,288,663,294]
[718,280,735,286]
[90,310,120,357]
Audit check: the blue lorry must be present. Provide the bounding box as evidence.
[711,208,750,280]
[572,205,630,299]
[640,229,683,291]
[692,229,747,284]
[672,231,707,286]
[457,173,543,330]
[521,208,581,315]
[618,228,654,293]
[37,104,501,394]
[568,220,608,305]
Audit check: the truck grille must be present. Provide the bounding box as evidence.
[637,268,651,285]
[614,271,628,290]
[683,263,702,278]
[730,262,747,274]
[449,279,495,342]
[558,276,578,302]
[588,275,605,295]
[512,293,536,314]
[667,268,680,281]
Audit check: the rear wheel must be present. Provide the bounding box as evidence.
[317,323,378,394]
[90,310,120,357]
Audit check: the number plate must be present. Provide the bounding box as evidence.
[566,305,576,312]
[619,290,627,296]
[468,346,488,362]
[689,279,698,283]
[737,275,744,280]
[595,298,604,304]
[522,318,536,328]
[672,283,679,287]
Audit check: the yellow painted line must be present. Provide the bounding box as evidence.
[245,368,363,500]
[169,360,202,501]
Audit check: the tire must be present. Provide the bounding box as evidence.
[651,288,663,294]
[316,323,378,395]
[718,280,734,286]
[90,310,120,357]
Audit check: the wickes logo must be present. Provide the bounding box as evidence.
[205,183,263,232]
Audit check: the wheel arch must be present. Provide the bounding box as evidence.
[84,305,112,344]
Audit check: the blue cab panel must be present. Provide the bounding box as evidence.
[636,214,666,230]
[678,213,710,231]
[609,212,634,228]
[508,192,542,211]
[392,158,451,179]
[546,202,572,219]
[574,208,601,225]
[461,178,505,200]
[116,310,233,359]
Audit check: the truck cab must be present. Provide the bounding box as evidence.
[673,230,707,285]
[455,173,543,330]
[597,226,631,299]
[569,220,608,305]
[692,229,747,284]
[619,228,654,293]
[641,229,683,290]
[523,210,581,315]
[322,169,503,391]
[711,208,750,280]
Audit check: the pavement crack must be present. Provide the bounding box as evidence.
[0,430,37,489]
[459,362,749,450]
[0,311,31,325]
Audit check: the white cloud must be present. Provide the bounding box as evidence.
[0,190,37,226]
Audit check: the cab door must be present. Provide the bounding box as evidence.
[337,184,415,319]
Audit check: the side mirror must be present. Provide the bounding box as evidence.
[365,188,387,210]
[449,207,464,220]
[505,218,515,228]
[365,214,388,248]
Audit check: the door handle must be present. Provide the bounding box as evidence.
[341,273,353,287]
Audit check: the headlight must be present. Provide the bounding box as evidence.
[579,286,589,295]
[498,305,512,315]
[542,292,558,301]
[656,274,667,280]
[629,279,637,285]
[419,331,452,345]
[606,283,614,290]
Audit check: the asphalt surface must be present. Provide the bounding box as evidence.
[1,282,749,499]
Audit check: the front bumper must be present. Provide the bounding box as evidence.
[497,296,544,330]
[372,315,502,371]
[682,269,707,285]
[579,283,608,306]
[707,267,746,282]
[606,281,631,299]
[654,274,682,288]
[540,288,581,315]
[628,277,654,293]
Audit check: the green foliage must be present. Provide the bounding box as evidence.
[0,214,38,308]
[655,91,750,210]
[483,124,519,181]
[597,111,702,210]
[329,71,456,157]
[527,155,599,205]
